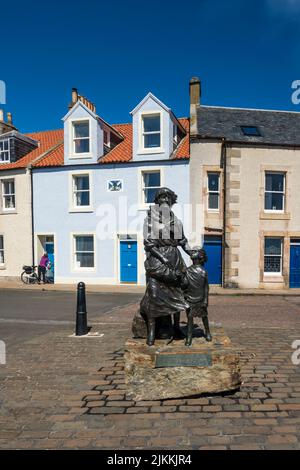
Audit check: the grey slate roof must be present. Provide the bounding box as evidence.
[196,105,300,146]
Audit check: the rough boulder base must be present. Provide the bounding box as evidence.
[125,325,242,401]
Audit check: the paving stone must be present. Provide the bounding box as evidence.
[150,406,178,413]
[202,405,223,412]
[178,406,203,412]
[267,434,298,445]
[106,401,135,407]
[89,407,126,414]
[105,395,125,401]
[62,439,92,449]
[251,404,278,411]
[229,444,262,450]
[86,401,105,408]
[199,445,228,450]
[254,419,278,426]
[126,407,150,413]
[278,404,300,411]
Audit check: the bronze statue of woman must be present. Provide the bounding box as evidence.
[140,187,192,346]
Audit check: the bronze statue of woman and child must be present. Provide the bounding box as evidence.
[140,187,212,347]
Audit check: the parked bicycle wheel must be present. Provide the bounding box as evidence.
[21,270,38,284]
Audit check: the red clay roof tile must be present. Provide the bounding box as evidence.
[0,129,63,171]
[1,119,189,170]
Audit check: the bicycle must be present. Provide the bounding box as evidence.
[21,265,39,284]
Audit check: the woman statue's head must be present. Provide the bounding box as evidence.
[154,187,178,207]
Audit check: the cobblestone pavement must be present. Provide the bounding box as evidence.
[0,296,300,450]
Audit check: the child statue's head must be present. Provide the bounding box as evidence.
[190,247,208,265]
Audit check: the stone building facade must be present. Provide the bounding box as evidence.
[190,77,300,289]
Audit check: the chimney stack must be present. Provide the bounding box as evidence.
[68,88,79,110]
[189,77,201,105]
[0,109,3,122]
[189,77,201,137]
[7,112,12,125]
[72,88,78,104]
[68,87,96,113]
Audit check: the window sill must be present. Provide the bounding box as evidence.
[263,274,284,283]
[68,153,93,160]
[72,268,96,273]
[0,210,17,215]
[137,148,165,155]
[69,207,93,213]
[0,264,6,270]
[260,211,290,220]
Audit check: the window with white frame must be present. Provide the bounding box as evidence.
[73,121,90,154]
[264,237,283,274]
[0,139,10,163]
[0,235,4,264]
[2,179,15,210]
[142,171,161,203]
[142,114,161,149]
[207,173,220,210]
[73,174,90,207]
[265,172,285,212]
[74,235,94,269]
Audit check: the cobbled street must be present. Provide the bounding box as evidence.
[0,290,300,450]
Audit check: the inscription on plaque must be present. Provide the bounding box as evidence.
[155,353,212,368]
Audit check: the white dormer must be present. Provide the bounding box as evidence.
[130,92,183,162]
[62,100,103,165]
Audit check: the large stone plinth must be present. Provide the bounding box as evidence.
[125,325,242,401]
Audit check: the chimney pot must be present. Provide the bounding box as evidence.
[7,112,12,124]
[0,109,4,121]
[189,77,201,105]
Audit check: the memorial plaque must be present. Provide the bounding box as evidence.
[155,353,212,368]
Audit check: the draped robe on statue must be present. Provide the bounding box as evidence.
[140,205,190,320]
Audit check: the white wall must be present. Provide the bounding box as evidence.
[33,161,190,285]
[0,169,33,278]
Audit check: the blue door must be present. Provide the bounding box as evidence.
[120,241,137,283]
[290,244,300,288]
[203,236,222,285]
[45,241,54,282]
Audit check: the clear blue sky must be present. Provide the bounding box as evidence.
[1,0,300,132]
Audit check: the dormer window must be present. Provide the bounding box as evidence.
[0,139,10,163]
[142,114,161,149]
[73,121,90,154]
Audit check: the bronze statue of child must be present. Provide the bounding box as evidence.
[182,247,212,346]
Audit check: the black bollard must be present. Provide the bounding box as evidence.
[75,282,88,336]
